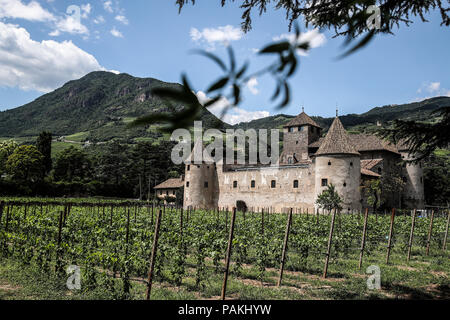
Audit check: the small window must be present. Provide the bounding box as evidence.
[378,167,382,173]
[251,180,255,188]
[233,181,238,188]
[173,190,176,195]
[166,191,169,196]
[296,141,299,144]
[293,180,299,188]
[204,181,208,188]
[271,180,276,188]
[289,127,294,132]
[187,165,190,171]
[186,181,190,188]
[420,177,423,183]
[402,177,407,183]
[321,179,328,187]
[343,182,347,187]
[350,162,353,167]
[328,161,331,166]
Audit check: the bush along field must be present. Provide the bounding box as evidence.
[0,199,448,300]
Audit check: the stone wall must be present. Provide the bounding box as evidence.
[216,164,316,212]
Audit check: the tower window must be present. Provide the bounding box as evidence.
[204,182,208,188]
[271,180,276,188]
[328,161,331,166]
[186,181,190,188]
[350,162,353,167]
[187,165,190,171]
[293,180,299,188]
[233,181,238,188]
[251,180,255,188]
[343,182,347,187]
[321,179,328,187]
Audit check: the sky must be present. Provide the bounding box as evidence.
[0,0,449,125]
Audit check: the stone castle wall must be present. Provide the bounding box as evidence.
[215,164,316,212]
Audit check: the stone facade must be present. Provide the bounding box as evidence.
[183,111,425,212]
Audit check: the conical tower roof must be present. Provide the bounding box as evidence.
[284,111,321,128]
[315,117,360,156]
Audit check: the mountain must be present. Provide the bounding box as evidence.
[0,71,227,142]
[233,96,450,133]
[1,70,448,144]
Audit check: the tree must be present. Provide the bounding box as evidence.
[380,107,450,162]
[177,1,449,39]
[423,152,450,206]
[0,140,18,175]
[36,131,52,175]
[53,146,92,182]
[316,184,343,213]
[5,145,44,182]
[364,179,381,213]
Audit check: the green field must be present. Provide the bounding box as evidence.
[0,199,448,300]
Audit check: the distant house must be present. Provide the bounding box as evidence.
[154,176,184,203]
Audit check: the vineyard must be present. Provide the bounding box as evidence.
[0,198,449,300]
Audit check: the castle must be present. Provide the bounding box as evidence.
[183,110,425,212]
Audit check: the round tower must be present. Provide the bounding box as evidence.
[398,145,425,209]
[314,116,361,212]
[183,140,218,209]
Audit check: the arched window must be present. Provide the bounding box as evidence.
[328,161,332,166]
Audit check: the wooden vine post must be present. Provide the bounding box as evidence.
[323,208,337,279]
[55,210,64,273]
[407,209,417,262]
[386,208,396,264]
[358,208,369,270]
[0,201,4,228]
[443,209,449,251]
[426,210,435,256]
[146,209,163,300]
[221,207,237,300]
[277,208,293,287]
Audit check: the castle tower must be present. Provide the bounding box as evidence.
[280,109,322,164]
[397,143,425,209]
[183,140,218,209]
[314,116,361,211]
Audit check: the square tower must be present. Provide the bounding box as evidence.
[280,110,322,164]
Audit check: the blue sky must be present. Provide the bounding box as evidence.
[0,0,449,124]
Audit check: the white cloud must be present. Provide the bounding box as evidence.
[115,15,128,25]
[93,15,105,24]
[413,81,450,101]
[53,14,89,35]
[81,4,92,19]
[0,21,106,92]
[196,91,269,125]
[0,0,55,22]
[190,25,243,49]
[427,82,440,93]
[246,77,259,95]
[103,1,113,13]
[273,29,326,56]
[110,27,123,38]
